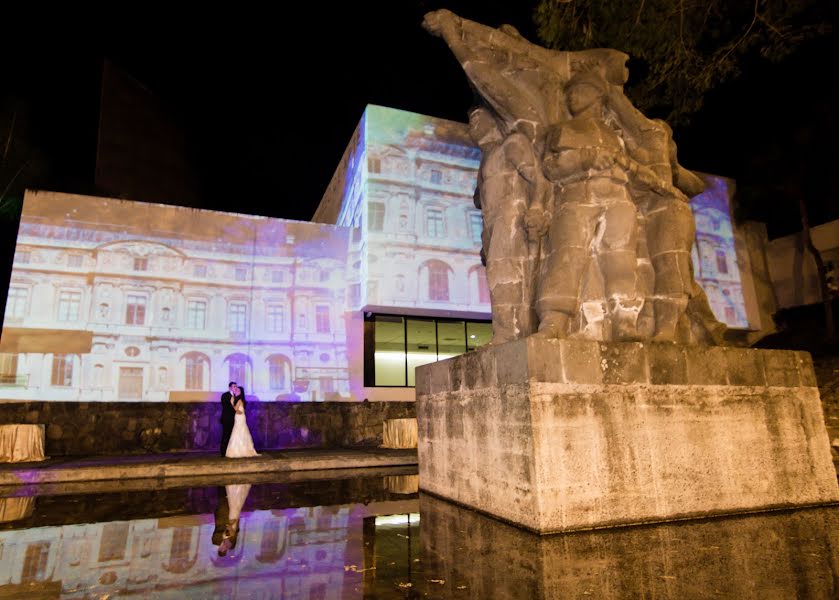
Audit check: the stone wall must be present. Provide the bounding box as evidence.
[417,338,839,533]
[0,400,416,456]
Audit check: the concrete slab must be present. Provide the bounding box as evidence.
[0,448,418,487]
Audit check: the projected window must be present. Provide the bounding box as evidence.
[369,202,385,231]
[125,294,146,325]
[316,305,331,333]
[430,169,442,184]
[21,542,50,583]
[271,270,284,283]
[194,264,207,278]
[716,250,729,274]
[268,355,290,390]
[184,352,209,390]
[468,266,491,305]
[424,260,450,302]
[266,304,284,332]
[235,267,248,281]
[0,353,18,384]
[228,354,249,387]
[365,314,491,387]
[186,299,207,329]
[470,212,483,245]
[58,290,82,322]
[68,254,83,268]
[229,302,248,333]
[426,208,445,238]
[15,250,31,264]
[51,354,74,386]
[5,286,27,319]
[368,157,381,173]
[133,257,148,271]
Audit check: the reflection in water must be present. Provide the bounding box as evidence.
[419,493,839,599]
[216,484,251,559]
[0,475,835,599]
[0,496,34,523]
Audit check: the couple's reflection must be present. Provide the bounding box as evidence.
[212,483,252,561]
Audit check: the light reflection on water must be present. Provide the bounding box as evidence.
[0,470,836,599]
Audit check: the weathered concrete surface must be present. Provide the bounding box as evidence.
[416,339,839,533]
[419,492,839,599]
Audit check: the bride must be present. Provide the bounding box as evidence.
[225,387,260,458]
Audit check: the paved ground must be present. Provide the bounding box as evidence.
[0,447,418,488]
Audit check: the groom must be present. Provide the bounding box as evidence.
[219,381,238,456]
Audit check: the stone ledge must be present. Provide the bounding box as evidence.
[0,448,419,486]
[418,340,817,394]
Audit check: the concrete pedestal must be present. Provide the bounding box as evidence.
[416,339,839,533]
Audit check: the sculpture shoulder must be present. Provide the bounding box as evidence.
[548,118,620,151]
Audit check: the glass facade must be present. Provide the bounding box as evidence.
[366,314,491,387]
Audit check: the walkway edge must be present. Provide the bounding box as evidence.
[0,451,419,486]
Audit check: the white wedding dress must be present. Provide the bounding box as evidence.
[225,406,260,458]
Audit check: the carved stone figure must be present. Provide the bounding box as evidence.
[424,9,726,344]
[470,107,548,342]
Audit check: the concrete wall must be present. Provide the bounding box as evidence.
[0,400,415,456]
[417,339,839,533]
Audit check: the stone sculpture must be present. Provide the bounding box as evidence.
[424,9,726,344]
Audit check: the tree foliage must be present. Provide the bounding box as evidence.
[534,0,832,123]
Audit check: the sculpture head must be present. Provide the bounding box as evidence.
[468,107,503,150]
[565,71,608,116]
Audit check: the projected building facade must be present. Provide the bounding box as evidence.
[1,195,357,402]
[1,105,757,403]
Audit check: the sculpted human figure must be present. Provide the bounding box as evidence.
[425,9,725,344]
[604,86,726,343]
[529,71,669,340]
[470,107,549,342]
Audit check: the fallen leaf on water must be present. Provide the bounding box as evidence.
[344,565,376,573]
[428,579,445,585]
[397,582,413,589]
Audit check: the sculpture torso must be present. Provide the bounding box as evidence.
[543,117,629,187]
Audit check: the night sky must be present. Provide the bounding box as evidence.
[2,1,836,237]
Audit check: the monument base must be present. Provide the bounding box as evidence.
[416,339,839,533]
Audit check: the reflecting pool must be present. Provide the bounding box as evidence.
[0,468,836,599]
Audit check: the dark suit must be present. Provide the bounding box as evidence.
[220,391,240,456]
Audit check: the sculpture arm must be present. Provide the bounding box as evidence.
[604,86,650,141]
